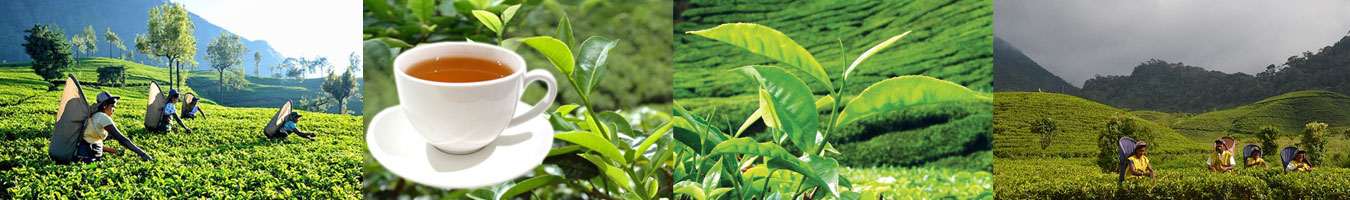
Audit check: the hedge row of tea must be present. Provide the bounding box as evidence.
[996,159,1350,199]
[0,60,361,198]
[1171,90,1350,136]
[677,95,991,169]
[674,0,992,98]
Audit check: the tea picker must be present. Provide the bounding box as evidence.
[180,92,207,119]
[262,101,315,141]
[143,83,192,133]
[49,75,153,164]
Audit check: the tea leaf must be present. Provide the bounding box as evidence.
[470,10,503,37]
[675,182,708,200]
[500,175,563,200]
[632,121,672,162]
[580,154,632,191]
[738,66,820,153]
[844,31,910,80]
[501,4,521,24]
[520,36,575,76]
[557,15,574,48]
[802,155,841,198]
[689,23,834,90]
[409,0,434,24]
[835,75,990,127]
[575,36,618,96]
[555,131,627,165]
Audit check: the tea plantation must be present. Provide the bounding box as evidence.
[994,91,1350,199]
[0,58,361,199]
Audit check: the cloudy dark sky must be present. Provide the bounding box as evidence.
[995,0,1350,87]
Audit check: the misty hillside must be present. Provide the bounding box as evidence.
[0,0,283,75]
[1080,33,1350,113]
[992,36,1078,95]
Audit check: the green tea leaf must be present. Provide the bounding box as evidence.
[520,36,575,76]
[470,10,503,36]
[708,138,796,164]
[738,66,820,153]
[364,0,396,21]
[500,175,562,200]
[469,0,490,9]
[554,131,627,165]
[802,155,841,198]
[689,23,834,90]
[765,159,830,198]
[632,121,672,162]
[499,37,523,51]
[409,0,434,24]
[814,95,835,110]
[501,4,522,24]
[844,31,910,80]
[580,154,632,191]
[557,15,574,48]
[575,36,618,96]
[835,75,990,127]
[674,183,708,200]
[735,107,762,137]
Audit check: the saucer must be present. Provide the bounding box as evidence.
[367,103,554,189]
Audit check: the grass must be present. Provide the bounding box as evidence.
[0,57,361,198]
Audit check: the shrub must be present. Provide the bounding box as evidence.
[1257,125,1282,156]
[96,65,127,86]
[1096,114,1156,173]
[1300,122,1329,166]
[1030,117,1058,153]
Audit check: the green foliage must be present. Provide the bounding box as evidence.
[843,167,991,199]
[82,25,99,57]
[320,69,358,115]
[104,28,125,58]
[0,58,360,198]
[145,2,198,89]
[1257,125,1282,156]
[205,31,247,91]
[1030,118,1058,151]
[1096,114,1156,173]
[21,24,75,81]
[96,65,128,86]
[1301,122,1329,166]
[675,0,992,98]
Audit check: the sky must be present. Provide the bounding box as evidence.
[995,0,1350,87]
[172,0,362,74]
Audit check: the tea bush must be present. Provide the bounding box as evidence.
[996,159,1350,199]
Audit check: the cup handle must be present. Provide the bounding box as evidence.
[509,69,557,127]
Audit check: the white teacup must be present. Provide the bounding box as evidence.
[393,42,557,154]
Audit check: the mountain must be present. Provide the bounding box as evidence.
[0,0,284,75]
[1080,33,1350,113]
[993,36,1078,94]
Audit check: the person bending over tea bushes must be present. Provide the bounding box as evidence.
[153,90,193,133]
[77,92,153,163]
[1246,148,1267,168]
[1127,141,1156,179]
[1207,139,1235,172]
[182,95,207,119]
[1288,150,1313,172]
[269,111,316,141]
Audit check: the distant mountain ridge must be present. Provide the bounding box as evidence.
[992,36,1079,95]
[0,0,283,75]
[1079,33,1350,113]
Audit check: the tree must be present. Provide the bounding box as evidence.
[104,28,124,58]
[1030,118,1059,155]
[1256,125,1282,158]
[321,67,358,114]
[1301,122,1329,166]
[133,34,151,64]
[22,24,75,81]
[206,31,246,91]
[254,51,262,76]
[71,35,86,59]
[146,2,197,90]
[82,25,98,57]
[1096,114,1154,173]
